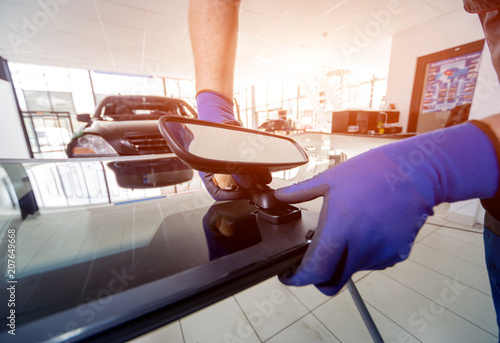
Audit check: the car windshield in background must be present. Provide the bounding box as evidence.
[100,99,193,121]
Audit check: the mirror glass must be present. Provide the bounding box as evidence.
[159,117,308,173]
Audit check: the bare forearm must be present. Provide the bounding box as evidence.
[189,0,241,99]
[482,113,500,142]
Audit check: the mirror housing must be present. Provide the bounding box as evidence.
[77,113,91,123]
[158,116,308,174]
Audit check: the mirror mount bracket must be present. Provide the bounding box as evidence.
[256,204,302,225]
[249,186,280,210]
[250,186,302,224]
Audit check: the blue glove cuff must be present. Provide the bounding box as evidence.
[196,90,235,123]
[379,121,500,206]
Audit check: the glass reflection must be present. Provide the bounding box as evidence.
[131,200,262,285]
[107,157,193,189]
[202,201,262,261]
[0,164,38,219]
[0,199,262,327]
[13,157,201,208]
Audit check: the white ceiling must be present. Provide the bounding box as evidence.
[0,0,465,81]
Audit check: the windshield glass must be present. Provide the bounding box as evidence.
[99,97,195,120]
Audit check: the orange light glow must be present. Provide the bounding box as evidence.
[72,147,96,154]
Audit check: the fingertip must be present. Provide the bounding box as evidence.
[232,174,256,189]
[274,180,325,203]
[273,185,292,198]
[273,184,302,202]
[278,268,309,287]
[278,274,303,287]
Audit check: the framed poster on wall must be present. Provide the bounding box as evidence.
[408,39,485,133]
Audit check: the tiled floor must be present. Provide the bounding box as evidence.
[130,207,498,343]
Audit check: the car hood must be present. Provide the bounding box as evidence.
[86,119,158,135]
[84,119,169,155]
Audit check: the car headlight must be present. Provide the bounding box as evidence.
[71,134,118,156]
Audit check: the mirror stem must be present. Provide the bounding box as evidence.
[250,185,282,210]
[250,185,302,224]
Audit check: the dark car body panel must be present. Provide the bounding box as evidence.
[258,119,293,134]
[67,95,197,157]
[82,120,169,155]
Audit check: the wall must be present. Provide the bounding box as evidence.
[386,10,500,226]
[385,9,487,132]
[0,78,30,159]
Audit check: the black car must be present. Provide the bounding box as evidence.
[258,119,293,134]
[66,95,197,157]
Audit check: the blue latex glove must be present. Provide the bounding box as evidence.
[196,90,239,124]
[196,90,271,200]
[275,121,500,295]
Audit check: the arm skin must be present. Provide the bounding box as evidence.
[189,0,241,100]
[484,114,500,139]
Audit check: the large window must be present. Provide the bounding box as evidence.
[9,62,196,157]
[234,72,387,131]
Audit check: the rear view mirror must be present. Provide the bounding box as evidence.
[77,113,91,123]
[158,116,308,174]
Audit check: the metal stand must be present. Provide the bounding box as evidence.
[346,278,384,343]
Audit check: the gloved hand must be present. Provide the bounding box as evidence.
[275,121,500,295]
[201,172,272,201]
[196,90,271,200]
